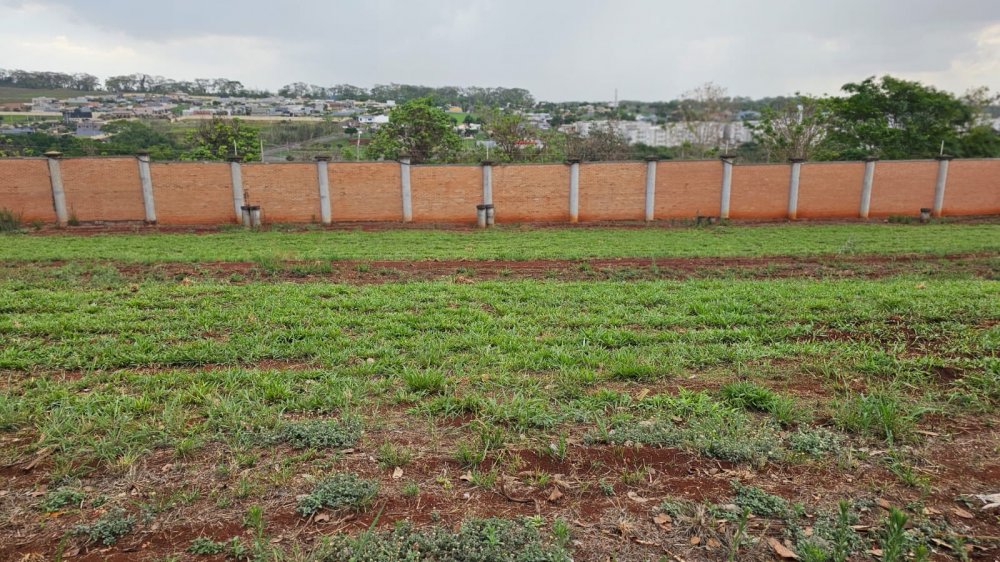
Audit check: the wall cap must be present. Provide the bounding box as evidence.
[226,155,243,163]
[314,155,331,162]
[935,155,955,161]
[788,157,806,163]
[44,151,63,159]
[565,158,582,165]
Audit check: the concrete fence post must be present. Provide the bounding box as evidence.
[315,156,332,225]
[859,157,878,219]
[644,157,657,222]
[719,155,735,219]
[228,156,245,224]
[481,160,494,206]
[136,151,156,224]
[44,151,69,226]
[933,155,953,218]
[567,158,581,223]
[787,158,804,220]
[399,155,412,222]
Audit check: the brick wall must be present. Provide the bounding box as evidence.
[151,162,233,224]
[242,163,320,223]
[411,165,480,223]
[579,162,646,221]
[2,157,998,225]
[798,162,864,218]
[943,159,1000,216]
[0,158,55,222]
[492,164,569,222]
[654,160,722,218]
[870,160,938,216]
[329,162,401,221]
[62,158,145,222]
[730,164,789,219]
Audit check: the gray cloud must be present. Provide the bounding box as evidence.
[2,0,998,100]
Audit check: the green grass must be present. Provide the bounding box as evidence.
[0,86,102,103]
[2,223,998,262]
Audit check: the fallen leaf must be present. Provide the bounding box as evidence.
[392,467,403,479]
[653,513,672,527]
[952,507,974,519]
[626,491,649,504]
[768,538,799,559]
[314,512,330,523]
[548,488,563,502]
[459,471,473,482]
[877,498,892,510]
[689,536,701,545]
[706,538,721,549]
[803,526,813,537]
[635,388,650,400]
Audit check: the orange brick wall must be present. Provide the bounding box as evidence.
[730,164,789,219]
[579,162,646,221]
[655,160,721,218]
[3,157,999,224]
[943,159,1000,216]
[411,165,480,222]
[151,162,234,224]
[0,159,56,222]
[869,160,937,217]
[329,162,401,221]
[492,164,569,222]
[61,158,145,222]
[242,163,320,223]
[798,162,864,218]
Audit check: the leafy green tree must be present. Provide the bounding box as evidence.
[101,120,180,160]
[824,76,973,160]
[366,98,462,163]
[181,118,261,161]
[481,107,534,162]
[748,95,833,162]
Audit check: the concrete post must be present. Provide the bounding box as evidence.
[136,151,156,224]
[44,151,69,226]
[315,156,332,225]
[787,158,804,220]
[567,158,581,223]
[859,157,878,219]
[481,160,494,205]
[933,155,952,218]
[228,156,245,224]
[399,155,412,222]
[719,155,735,219]
[644,157,657,222]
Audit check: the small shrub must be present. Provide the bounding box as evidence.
[731,481,788,518]
[188,536,227,555]
[0,208,22,232]
[275,417,361,449]
[297,473,378,516]
[789,427,843,457]
[880,509,909,562]
[721,381,803,426]
[311,517,570,561]
[41,487,86,512]
[73,508,135,545]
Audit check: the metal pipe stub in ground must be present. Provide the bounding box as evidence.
[241,205,262,228]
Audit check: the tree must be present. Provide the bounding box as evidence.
[679,82,733,158]
[824,76,973,160]
[481,107,534,162]
[565,123,631,161]
[748,95,832,161]
[366,98,462,163]
[181,118,261,161]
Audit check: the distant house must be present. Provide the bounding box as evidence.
[62,107,94,122]
[75,120,105,137]
[446,106,463,113]
[358,115,390,125]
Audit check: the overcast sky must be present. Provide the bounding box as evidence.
[2,0,999,101]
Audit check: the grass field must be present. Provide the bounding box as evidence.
[0,86,102,103]
[1,222,998,561]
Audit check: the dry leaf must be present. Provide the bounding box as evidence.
[768,538,799,559]
[653,513,672,528]
[952,507,975,519]
[548,488,564,502]
[459,471,473,482]
[392,467,403,479]
[877,498,891,510]
[626,491,649,504]
[635,388,650,400]
[706,538,721,549]
[314,512,330,523]
[689,536,701,545]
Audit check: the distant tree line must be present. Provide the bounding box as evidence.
[278,82,535,108]
[0,69,101,91]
